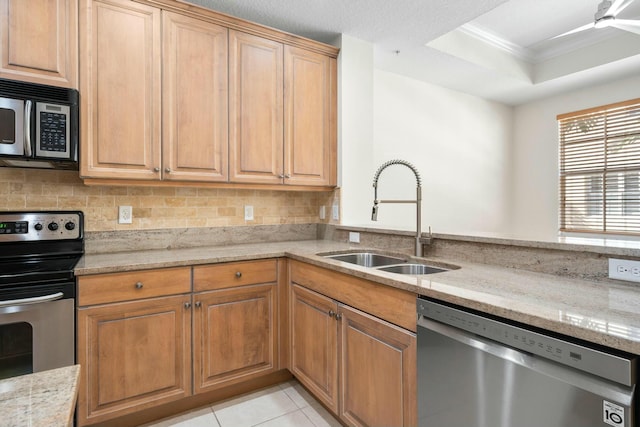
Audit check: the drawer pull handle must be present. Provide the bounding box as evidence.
[184,302,191,309]
[235,271,242,278]
[135,282,144,289]
[195,301,201,308]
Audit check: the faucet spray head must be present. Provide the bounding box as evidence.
[371,202,378,221]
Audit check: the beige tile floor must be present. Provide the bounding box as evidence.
[140,380,342,427]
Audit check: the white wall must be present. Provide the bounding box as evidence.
[337,35,375,225]
[370,70,513,234]
[338,34,514,235]
[511,75,640,239]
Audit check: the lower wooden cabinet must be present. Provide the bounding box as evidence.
[290,284,339,412]
[290,276,417,427]
[76,258,415,426]
[339,304,416,427]
[77,261,279,426]
[193,283,278,393]
[76,293,192,425]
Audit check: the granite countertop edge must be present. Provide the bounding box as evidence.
[76,240,640,355]
[0,365,80,427]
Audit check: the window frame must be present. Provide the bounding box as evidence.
[558,98,640,236]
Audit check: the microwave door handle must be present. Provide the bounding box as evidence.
[24,100,32,157]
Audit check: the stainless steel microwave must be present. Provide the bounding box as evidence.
[0,78,79,170]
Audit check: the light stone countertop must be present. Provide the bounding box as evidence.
[76,240,640,355]
[0,365,80,427]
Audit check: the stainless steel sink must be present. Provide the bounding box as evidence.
[324,252,407,267]
[320,251,454,275]
[377,264,447,275]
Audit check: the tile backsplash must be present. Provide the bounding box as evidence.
[0,168,338,231]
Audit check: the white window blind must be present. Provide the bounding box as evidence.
[558,98,640,235]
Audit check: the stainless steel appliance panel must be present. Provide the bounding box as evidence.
[418,299,637,427]
[0,97,24,155]
[0,297,74,377]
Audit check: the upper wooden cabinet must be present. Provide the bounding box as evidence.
[79,0,338,189]
[0,0,78,88]
[229,33,337,187]
[284,46,336,187]
[79,0,161,179]
[162,11,228,182]
[229,30,284,185]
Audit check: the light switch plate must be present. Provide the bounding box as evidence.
[349,232,360,243]
[244,205,254,221]
[118,206,132,224]
[319,206,326,220]
[332,204,339,220]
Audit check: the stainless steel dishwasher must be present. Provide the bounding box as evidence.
[417,297,638,427]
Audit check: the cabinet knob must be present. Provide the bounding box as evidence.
[184,302,191,309]
[165,167,171,173]
[235,271,242,278]
[328,309,336,318]
[278,174,284,179]
[135,282,143,289]
[284,174,291,179]
[335,312,343,321]
[195,301,201,308]
[153,167,160,172]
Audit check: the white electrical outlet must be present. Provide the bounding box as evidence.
[349,232,360,243]
[319,206,326,220]
[244,205,254,221]
[332,204,339,220]
[608,258,640,283]
[118,206,132,224]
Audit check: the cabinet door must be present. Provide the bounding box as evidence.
[76,294,192,426]
[0,0,78,87]
[193,284,278,393]
[284,46,336,186]
[290,284,339,413]
[229,30,284,185]
[79,0,161,180]
[162,11,228,182]
[339,304,417,427]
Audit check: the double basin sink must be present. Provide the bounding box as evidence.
[321,252,454,275]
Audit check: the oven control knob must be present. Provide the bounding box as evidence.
[65,222,76,231]
[48,222,59,231]
[34,223,43,231]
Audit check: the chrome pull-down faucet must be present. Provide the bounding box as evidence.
[372,159,424,257]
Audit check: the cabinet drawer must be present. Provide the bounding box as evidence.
[78,267,191,306]
[193,259,278,291]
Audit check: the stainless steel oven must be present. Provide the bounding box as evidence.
[0,211,83,380]
[0,78,79,170]
[417,297,638,427]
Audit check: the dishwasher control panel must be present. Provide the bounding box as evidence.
[417,298,635,387]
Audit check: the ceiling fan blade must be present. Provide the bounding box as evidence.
[551,22,595,39]
[611,20,640,34]
[607,0,635,16]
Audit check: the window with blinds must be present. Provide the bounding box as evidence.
[558,98,640,235]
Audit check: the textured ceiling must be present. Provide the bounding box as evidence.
[185,0,507,46]
[185,0,640,105]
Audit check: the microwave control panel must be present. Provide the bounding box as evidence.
[35,102,70,159]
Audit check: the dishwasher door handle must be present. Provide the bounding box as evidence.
[418,316,634,406]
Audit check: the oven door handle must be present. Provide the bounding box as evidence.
[0,292,64,308]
